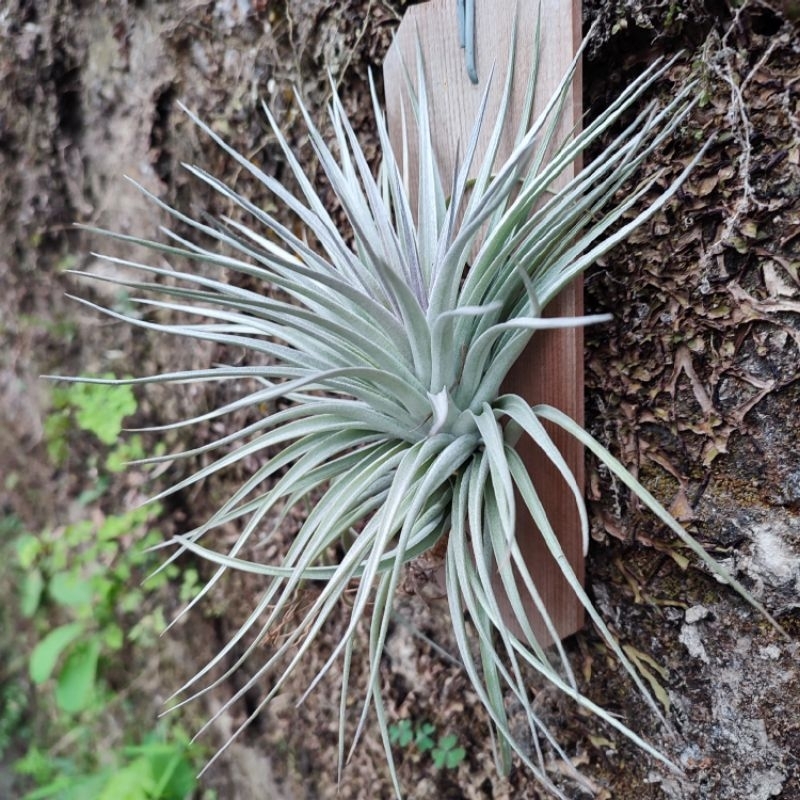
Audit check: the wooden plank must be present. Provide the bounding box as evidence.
[384,0,584,644]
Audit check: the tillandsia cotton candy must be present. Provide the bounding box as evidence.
[57,18,783,800]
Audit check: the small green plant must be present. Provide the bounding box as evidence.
[17,503,165,713]
[389,719,435,751]
[389,720,465,770]
[388,718,415,748]
[414,723,436,753]
[23,379,174,712]
[9,382,205,799]
[15,726,201,800]
[432,734,466,770]
[62,12,785,800]
[44,376,136,465]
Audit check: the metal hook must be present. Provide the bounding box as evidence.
[456,0,466,46]
[456,0,478,84]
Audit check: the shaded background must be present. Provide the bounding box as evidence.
[1,1,798,798]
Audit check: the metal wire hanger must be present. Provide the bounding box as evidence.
[456,0,478,83]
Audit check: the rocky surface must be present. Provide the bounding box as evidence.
[1,1,798,798]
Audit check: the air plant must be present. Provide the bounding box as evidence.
[61,19,782,800]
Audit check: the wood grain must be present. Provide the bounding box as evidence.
[383,0,584,644]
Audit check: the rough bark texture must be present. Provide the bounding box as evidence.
[1,1,798,798]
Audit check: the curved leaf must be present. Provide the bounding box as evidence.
[29,622,85,685]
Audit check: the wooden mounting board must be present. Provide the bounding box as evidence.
[384,0,584,644]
